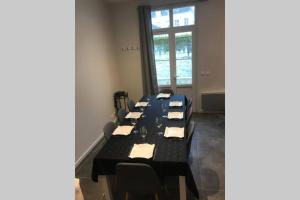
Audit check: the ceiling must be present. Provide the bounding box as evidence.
[106,0,133,3]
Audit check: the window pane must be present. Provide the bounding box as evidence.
[175,32,192,85]
[151,10,170,29]
[153,34,170,86]
[173,6,195,27]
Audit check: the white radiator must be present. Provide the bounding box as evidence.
[201,92,225,113]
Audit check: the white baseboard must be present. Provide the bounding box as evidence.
[197,108,204,113]
[75,132,104,168]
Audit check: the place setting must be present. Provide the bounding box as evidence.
[112,113,144,136]
[134,101,150,113]
[128,143,156,159]
[135,101,149,107]
[127,125,158,160]
[155,112,184,139]
[112,125,134,136]
[169,100,183,107]
[160,100,184,120]
[154,117,185,139]
[163,126,185,139]
[125,111,143,119]
[162,110,184,120]
[125,112,144,134]
[167,111,184,120]
[156,93,171,99]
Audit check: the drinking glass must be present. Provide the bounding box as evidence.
[161,102,167,113]
[130,118,137,126]
[133,128,138,134]
[155,117,164,135]
[131,118,138,134]
[140,126,147,139]
[139,107,145,112]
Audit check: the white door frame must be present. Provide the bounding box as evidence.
[151,3,198,110]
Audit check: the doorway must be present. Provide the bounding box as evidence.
[151,5,196,104]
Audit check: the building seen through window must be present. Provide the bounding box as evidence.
[151,6,195,86]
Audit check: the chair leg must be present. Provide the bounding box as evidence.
[154,193,159,200]
[163,185,169,195]
[125,192,128,200]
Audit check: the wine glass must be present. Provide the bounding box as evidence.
[161,102,167,113]
[130,118,138,134]
[130,118,137,126]
[155,117,164,135]
[139,108,146,118]
[139,106,145,112]
[146,96,151,101]
[140,126,147,139]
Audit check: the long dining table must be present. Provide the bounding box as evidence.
[91,94,199,200]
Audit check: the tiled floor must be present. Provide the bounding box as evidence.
[75,113,225,200]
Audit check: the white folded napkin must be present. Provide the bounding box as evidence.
[156,93,171,99]
[164,127,185,138]
[167,112,184,119]
[125,112,143,119]
[112,125,134,136]
[135,102,149,107]
[129,143,155,159]
[169,101,183,107]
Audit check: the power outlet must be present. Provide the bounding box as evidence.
[201,71,211,76]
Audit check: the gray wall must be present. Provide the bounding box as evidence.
[109,0,225,110]
[75,0,122,161]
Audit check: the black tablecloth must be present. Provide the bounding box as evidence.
[91,95,199,198]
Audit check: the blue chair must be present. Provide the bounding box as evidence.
[127,99,136,112]
[116,163,165,200]
[103,121,117,141]
[117,109,128,124]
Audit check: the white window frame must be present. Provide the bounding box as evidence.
[151,3,197,88]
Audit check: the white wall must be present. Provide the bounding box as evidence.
[75,0,122,161]
[197,0,225,109]
[109,0,225,111]
[110,1,143,102]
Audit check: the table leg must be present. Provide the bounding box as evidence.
[179,176,187,200]
[99,175,113,200]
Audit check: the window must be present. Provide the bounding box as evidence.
[153,34,171,86]
[175,32,192,85]
[151,9,169,29]
[161,10,168,16]
[151,5,195,87]
[173,6,195,27]
[184,18,189,25]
